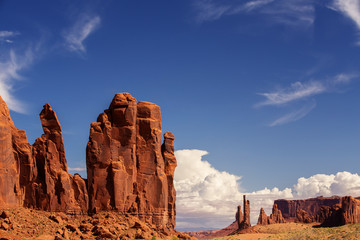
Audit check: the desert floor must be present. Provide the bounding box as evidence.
[209,222,360,240]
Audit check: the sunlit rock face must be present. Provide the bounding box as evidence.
[0,97,88,213]
[86,93,177,231]
[31,103,88,213]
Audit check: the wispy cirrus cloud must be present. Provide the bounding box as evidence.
[0,48,35,114]
[63,14,101,53]
[256,73,357,126]
[332,0,360,44]
[269,101,316,127]
[0,31,20,43]
[257,81,324,107]
[193,0,314,27]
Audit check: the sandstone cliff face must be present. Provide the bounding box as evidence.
[32,104,88,213]
[321,196,360,227]
[86,93,177,231]
[0,98,87,213]
[257,204,285,225]
[296,209,317,223]
[269,204,285,224]
[275,196,342,221]
[0,96,27,207]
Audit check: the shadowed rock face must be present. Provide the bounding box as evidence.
[321,196,360,227]
[0,98,88,213]
[86,93,177,231]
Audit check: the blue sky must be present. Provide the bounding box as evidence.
[1,0,360,230]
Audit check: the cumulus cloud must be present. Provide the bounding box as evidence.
[294,171,360,199]
[175,149,360,230]
[63,14,101,53]
[193,0,314,27]
[0,49,34,113]
[174,149,292,229]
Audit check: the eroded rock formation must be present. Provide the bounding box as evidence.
[235,205,243,228]
[269,204,285,224]
[257,208,269,225]
[257,204,285,225]
[296,209,316,223]
[0,96,29,207]
[31,104,88,213]
[86,93,177,231]
[0,98,87,213]
[237,195,250,230]
[321,196,360,227]
[275,196,342,222]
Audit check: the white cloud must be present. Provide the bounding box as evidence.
[332,73,358,84]
[256,73,357,126]
[269,101,316,126]
[193,0,314,27]
[257,81,324,107]
[175,149,360,230]
[174,149,292,229]
[242,0,275,12]
[332,0,360,44]
[68,167,86,171]
[333,0,360,29]
[294,171,360,199]
[63,14,101,53]
[0,31,19,43]
[0,49,34,114]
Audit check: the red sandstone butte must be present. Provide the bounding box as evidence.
[275,196,342,222]
[0,98,87,213]
[86,93,177,231]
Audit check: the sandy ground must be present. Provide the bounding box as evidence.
[208,222,360,240]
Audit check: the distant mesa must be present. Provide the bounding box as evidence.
[0,93,193,239]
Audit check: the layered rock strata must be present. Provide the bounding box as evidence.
[86,93,177,231]
[275,196,342,222]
